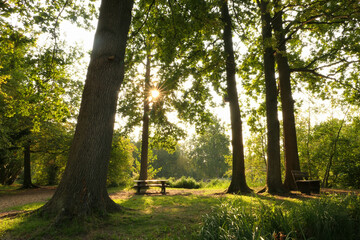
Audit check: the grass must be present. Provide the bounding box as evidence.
[0,187,359,240]
[200,194,360,240]
[0,188,224,240]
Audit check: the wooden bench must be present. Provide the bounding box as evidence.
[291,170,321,194]
[133,179,169,195]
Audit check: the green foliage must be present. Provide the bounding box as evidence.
[152,146,190,179]
[107,134,135,188]
[203,179,231,189]
[132,141,161,180]
[199,195,360,240]
[169,176,202,189]
[31,122,74,185]
[297,115,360,188]
[0,0,88,186]
[185,117,231,179]
[244,122,267,187]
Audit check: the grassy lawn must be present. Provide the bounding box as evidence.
[0,188,359,240]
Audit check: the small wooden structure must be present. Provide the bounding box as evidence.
[133,179,169,195]
[291,170,321,194]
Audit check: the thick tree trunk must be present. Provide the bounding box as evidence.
[221,0,252,194]
[139,54,151,180]
[273,2,300,190]
[39,0,133,220]
[258,0,285,194]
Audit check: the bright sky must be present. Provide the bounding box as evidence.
[60,17,234,141]
[60,8,354,144]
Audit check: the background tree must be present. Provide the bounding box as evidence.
[151,146,189,179]
[107,131,135,188]
[0,14,84,188]
[31,122,74,186]
[186,117,231,179]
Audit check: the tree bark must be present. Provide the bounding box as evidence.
[39,0,133,220]
[258,0,285,194]
[273,0,300,190]
[221,0,252,194]
[139,54,151,180]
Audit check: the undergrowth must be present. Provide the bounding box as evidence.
[199,194,360,240]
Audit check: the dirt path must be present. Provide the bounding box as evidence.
[0,187,56,212]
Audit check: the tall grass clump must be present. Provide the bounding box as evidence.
[293,194,360,239]
[199,195,360,240]
[169,176,202,189]
[199,199,291,240]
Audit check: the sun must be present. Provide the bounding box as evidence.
[150,89,160,100]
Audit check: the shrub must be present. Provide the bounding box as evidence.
[107,136,134,188]
[169,176,202,189]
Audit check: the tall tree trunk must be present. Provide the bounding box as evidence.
[39,0,133,220]
[221,0,252,194]
[22,140,37,189]
[258,0,284,194]
[273,0,300,190]
[139,54,151,180]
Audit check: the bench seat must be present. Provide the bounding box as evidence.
[133,179,169,195]
[292,170,321,194]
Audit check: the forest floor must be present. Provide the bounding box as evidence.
[1,186,359,217]
[0,187,224,217]
[1,186,359,239]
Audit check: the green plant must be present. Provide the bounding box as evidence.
[199,195,360,240]
[169,176,202,189]
[203,178,230,189]
[107,135,135,188]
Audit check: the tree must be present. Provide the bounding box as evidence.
[0,26,81,188]
[297,112,360,189]
[244,118,267,187]
[152,146,189,179]
[139,54,152,180]
[257,0,284,193]
[31,122,74,186]
[39,0,134,219]
[107,132,135,188]
[272,0,301,190]
[187,117,231,179]
[220,0,251,194]
[0,0,95,188]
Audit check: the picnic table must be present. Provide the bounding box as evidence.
[133,179,169,195]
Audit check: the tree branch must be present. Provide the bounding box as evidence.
[129,0,156,39]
